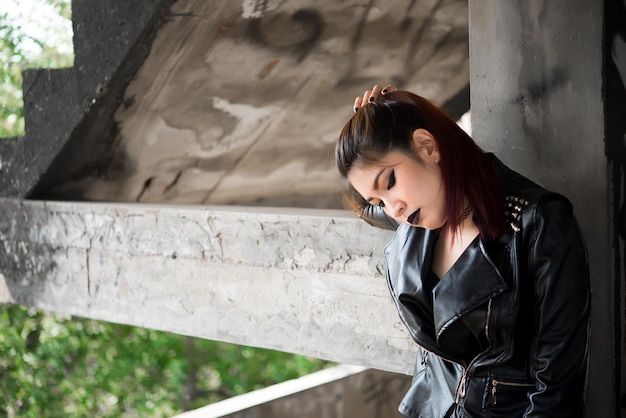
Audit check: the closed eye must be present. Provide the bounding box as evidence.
[387,170,396,190]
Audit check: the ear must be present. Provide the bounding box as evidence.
[411,129,440,162]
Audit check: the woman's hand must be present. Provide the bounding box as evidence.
[353,84,397,112]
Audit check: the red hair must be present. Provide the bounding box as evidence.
[336,91,507,240]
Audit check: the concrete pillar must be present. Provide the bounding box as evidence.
[469,0,610,416]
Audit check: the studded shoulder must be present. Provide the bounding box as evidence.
[505,196,529,233]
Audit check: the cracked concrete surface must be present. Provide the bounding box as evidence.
[0,199,415,373]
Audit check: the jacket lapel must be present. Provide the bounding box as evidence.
[385,224,441,352]
[386,224,512,357]
[432,237,510,340]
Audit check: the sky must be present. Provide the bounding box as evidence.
[0,0,73,59]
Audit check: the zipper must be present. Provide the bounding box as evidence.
[484,298,493,339]
[455,369,467,403]
[455,299,494,404]
[490,379,535,406]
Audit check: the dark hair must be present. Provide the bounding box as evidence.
[336,90,507,240]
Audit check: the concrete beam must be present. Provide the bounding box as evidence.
[468,0,610,415]
[0,199,415,374]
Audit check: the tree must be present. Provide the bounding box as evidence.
[0,305,331,416]
[0,0,73,137]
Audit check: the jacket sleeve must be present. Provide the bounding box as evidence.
[524,195,590,417]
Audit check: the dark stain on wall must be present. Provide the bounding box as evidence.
[247,9,325,63]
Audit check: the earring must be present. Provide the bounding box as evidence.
[436,159,440,165]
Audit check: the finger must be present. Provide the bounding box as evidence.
[370,84,383,101]
[353,96,363,112]
[362,89,372,106]
[382,84,397,94]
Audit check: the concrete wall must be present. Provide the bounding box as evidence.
[468,0,610,416]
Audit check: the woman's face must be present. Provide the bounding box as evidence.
[348,144,446,230]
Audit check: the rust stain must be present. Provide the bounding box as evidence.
[259,58,281,79]
[208,22,233,47]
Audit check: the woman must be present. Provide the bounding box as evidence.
[336,85,590,417]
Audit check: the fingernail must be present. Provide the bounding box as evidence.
[368,96,375,102]
[381,88,388,94]
[354,107,359,113]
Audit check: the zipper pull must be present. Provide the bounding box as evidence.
[491,379,498,406]
[455,369,467,403]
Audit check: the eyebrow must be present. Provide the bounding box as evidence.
[365,168,385,203]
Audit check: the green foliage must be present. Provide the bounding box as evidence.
[0,0,74,138]
[0,12,27,137]
[0,304,332,417]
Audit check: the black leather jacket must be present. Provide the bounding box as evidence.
[371,155,590,417]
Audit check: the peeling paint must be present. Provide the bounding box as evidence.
[241,0,278,19]
[209,96,273,153]
[294,247,315,267]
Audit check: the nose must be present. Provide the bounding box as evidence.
[386,198,405,219]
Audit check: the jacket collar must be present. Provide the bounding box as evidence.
[385,223,510,350]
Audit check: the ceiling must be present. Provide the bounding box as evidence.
[41,0,470,209]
